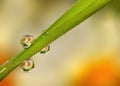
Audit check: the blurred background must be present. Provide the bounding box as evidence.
[0,0,120,86]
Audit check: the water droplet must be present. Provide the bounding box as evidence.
[40,45,50,54]
[20,35,34,49]
[20,59,34,72]
[41,30,45,34]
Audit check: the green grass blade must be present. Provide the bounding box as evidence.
[0,0,111,81]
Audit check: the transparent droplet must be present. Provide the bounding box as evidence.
[40,45,50,54]
[20,35,34,49]
[44,32,48,35]
[20,59,34,72]
[41,30,45,34]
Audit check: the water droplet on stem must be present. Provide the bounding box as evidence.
[20,59,34,72]
[40,45,50,54]
[20,35,34,49]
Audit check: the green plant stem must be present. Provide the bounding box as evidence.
[0,0,111,81]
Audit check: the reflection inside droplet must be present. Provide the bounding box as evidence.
[20,59,34,72]
[40,45,50,54]
[20,35,34,49]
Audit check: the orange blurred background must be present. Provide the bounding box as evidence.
[0,45,16,86]
[0,0,120,86]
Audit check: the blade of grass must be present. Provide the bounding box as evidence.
[0,0,111,81]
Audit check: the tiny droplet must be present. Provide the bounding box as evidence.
[40,45,50,54]
[20,59,34,72]
[20,35,34,49]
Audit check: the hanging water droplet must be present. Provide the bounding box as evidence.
[40,45,50,54]
[20,35,34,49]
[20,59,34,72]
[41,30,46,34]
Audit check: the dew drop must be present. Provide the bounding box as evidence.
[20,59,34,72]
[40,45,50,54]
[20,35,34,49]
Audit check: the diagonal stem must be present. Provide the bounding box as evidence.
[0,0,111,81]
